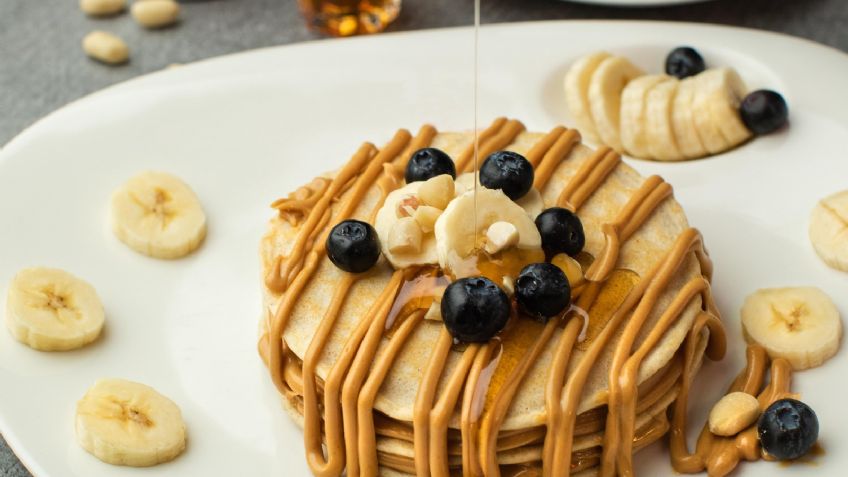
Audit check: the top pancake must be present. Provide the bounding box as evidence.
[260,128,704,431]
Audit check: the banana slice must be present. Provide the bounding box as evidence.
[704,67,752,148]
[455,172,544,218]
[620,74,672,159]
[564,51,612,144]
[671,77,708,159]
[587,56,644,153]
[5,267,104,351]
[646,78,685,161]
[691,69,733,154]
[76,378,187,467]
[741,287,842,370]
[435,188,542,279]
[809,189,848,271]
[375,181,440,268]
[110,171,207,259]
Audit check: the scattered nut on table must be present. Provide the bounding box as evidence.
[708,391,761,437]
[79,0,126,16]
[82,31,129,65]
[131,0,180,29]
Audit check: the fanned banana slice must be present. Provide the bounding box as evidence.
[741,287,842,370]
[76,378,187,467]
[5,267,104,351]
[671,77,708,159]
[809,189,848,271]
[455,172,544,218]
[691,69,733,154]
[646,78,684,161]
[587,56,644,153]
[564,51,612,145]
[375,181,440,269]
[620,74,672,159]
[705,67,752,147]
[110,171,207,259]
[435,188,542,279]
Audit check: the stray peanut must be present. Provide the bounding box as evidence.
[80,0,126,16]
[82,31,129,65]
[131,0,180,29]
[709,392,761,437]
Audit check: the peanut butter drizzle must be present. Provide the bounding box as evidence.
[585,176,673,282]
[557,146,620,211]
[263,119,728,477]
[265,142,377,293]
[271,177,333,226]
[455,118,526,173]
[671,344,794,477]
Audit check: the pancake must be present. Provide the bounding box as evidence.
[258,118,727,476]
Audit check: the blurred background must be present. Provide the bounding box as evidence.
[0,0,846,474]
[0,0,846,148]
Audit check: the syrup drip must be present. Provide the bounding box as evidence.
[472,0,481,246]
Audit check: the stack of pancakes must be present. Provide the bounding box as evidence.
[259,120,722,476]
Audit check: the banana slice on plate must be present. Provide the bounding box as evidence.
[620,74,672,159]
[671,77,708,159]
[809,189,848,271]
[76,378,187,467]
[704,67,752,147]
[5,267,104,351]
[741,287,842,370]
[691,69,734,154]
[110,171,207,259]
[588,56,644,153]
[564,51,612,145]
[646,78,684,161]
[455,172,544,218]
[435,188,542,280]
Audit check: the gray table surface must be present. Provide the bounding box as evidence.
[0,0,846,475]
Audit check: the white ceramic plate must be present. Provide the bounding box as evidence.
[1,20,847,477]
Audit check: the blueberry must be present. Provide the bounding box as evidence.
[479,151,534,200]
[740,90,789,135]
[665,46,706,79]
[757,398,819,460]
[516,263,571,320]
[441,277,510,342]
[405,148,456,183]
[326,219,381,273]
[535,207,585,257]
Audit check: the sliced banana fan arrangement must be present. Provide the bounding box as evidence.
[565,47,788,161]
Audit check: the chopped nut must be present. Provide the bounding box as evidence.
[709,392,761,437]
[413,205,442,233]
[396,195,420,218]
[388,217,423,254]
[484,221,519,254]
[418,174,455,210]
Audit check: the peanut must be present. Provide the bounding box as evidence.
[131,0,180,29]
[82,31,129,65]
[709,392,761,437]
[80,0,126,16]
